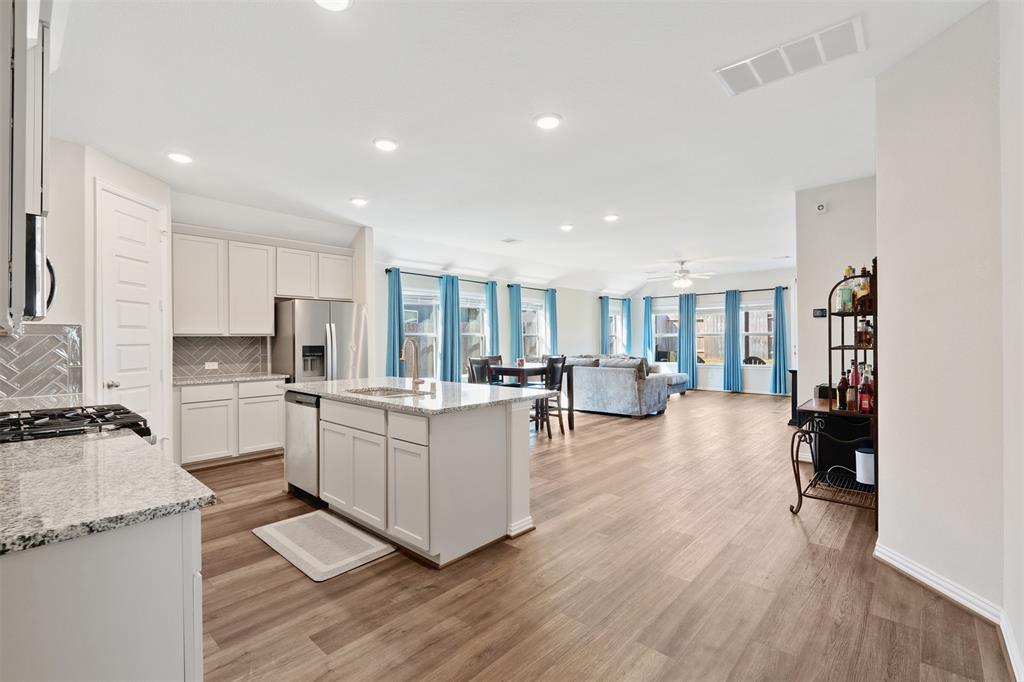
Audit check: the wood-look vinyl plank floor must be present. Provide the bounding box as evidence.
[193,390,1012,681]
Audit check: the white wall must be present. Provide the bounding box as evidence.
[795,177,876,404]
[876,0,1004,615]
[370,263,601,377]
[170,192,361,247]
[1000,0,1024,671]
[627,267,796,394]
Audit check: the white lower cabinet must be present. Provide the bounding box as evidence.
[320,423,387,531]
[177,380,285,465]
[319,422,353,511]
[387,438,430,551]
[238,394,285,454]
[180,399,236,463]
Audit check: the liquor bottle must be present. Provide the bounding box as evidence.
[846,376,859,412]
[858,368,873,414]
[837,371,849,410]
[850,359,859,387]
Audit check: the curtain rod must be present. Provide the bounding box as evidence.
[384,267,489,287]
[507,283,550,293]
[649,286,788,300]
[597,296,629,301]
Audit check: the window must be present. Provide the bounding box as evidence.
[607,299,625,354]
[742,294,774,366]
[652,301,678,363]
[460,293,487,377]
[696,296,725,365]
[403,290,439,378]
[521,298,546,359]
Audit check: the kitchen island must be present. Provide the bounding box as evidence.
[286,377,554,566]
[0,430,215,680]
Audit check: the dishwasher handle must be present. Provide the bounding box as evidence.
[285,391,319,407]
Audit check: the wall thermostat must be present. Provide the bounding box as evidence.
[813,308,828,318]
[816,202,828,215]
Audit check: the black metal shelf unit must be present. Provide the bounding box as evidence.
[791,258,878,516]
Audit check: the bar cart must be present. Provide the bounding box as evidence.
[790,258,878,518]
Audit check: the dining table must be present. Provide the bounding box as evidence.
[489,362,575,430]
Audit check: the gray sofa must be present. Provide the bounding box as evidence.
[566,355,689,417]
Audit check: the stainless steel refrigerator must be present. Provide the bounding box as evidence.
[272,300,368,382]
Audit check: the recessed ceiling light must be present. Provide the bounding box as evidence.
[314,0,353,11]
[534,114,563,130]
[373,137,398,152]
[167,152,193,164]
[603,214,620,223]
[559,224,574,232]
[350,197,369,207]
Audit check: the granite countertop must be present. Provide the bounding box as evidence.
[0,430,216,555]
[287,377,556,416]
[172,372,290,387]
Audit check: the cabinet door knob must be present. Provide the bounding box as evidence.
[105,380,121,389]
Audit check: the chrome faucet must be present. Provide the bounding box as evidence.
[399,337,425,386]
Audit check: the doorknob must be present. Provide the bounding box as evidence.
[105,380,121,389]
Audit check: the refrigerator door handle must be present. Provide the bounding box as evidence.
[330,323,339,380]
[325,322,334,380]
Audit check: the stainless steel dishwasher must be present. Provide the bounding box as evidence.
[284,391,320,497]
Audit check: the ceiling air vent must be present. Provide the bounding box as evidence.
[715,16,866,96]
[500,237,522,244]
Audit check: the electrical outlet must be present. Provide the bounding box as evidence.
[204,361,218,370]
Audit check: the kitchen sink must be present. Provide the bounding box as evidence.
[345,386,431,398]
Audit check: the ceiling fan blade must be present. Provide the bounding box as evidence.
[646,275,674,281]
[689,274,714,279]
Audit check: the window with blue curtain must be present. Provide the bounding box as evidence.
[642,296,654,362]
[545,289,558,354]
[385,268,404,377]
[723,289,743,392]
[623,298,633,355]
[679,293,698,388]
[485,281,500,356]
[508,284,523,361]
[771,286,790,394]
[438,275,461,382]
[599,296,610,354]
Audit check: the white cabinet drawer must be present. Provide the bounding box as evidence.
[180,383,235,404]
[388,412,428,446]
[321,400,386,435]
[238,380,283,398]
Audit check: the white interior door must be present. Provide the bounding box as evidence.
[98,186,165,440]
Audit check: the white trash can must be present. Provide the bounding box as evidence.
[855,447,875,486]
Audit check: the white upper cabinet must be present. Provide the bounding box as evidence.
[317,253,354,300]
[276,248,318,298]
[228,241,275,334]
[172,234,228,335]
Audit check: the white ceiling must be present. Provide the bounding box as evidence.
[51,0,980,293]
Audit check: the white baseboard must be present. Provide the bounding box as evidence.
[507,516,534,537]
[874,542,1023,680]
[1002,611,1023,682]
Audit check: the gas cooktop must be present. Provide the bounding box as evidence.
[0,404,151,443]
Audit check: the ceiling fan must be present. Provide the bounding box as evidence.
[646,261,715,289]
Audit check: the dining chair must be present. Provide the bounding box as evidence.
[467,357,493,384]
[534,355,566,438]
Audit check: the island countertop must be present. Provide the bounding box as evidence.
[287,377,556,416]
[0,430,216,556]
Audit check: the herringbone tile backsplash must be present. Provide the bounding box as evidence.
[0,324,83,399]
[173,336,269,378]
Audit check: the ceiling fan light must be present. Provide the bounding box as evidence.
[672,276,694,289]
